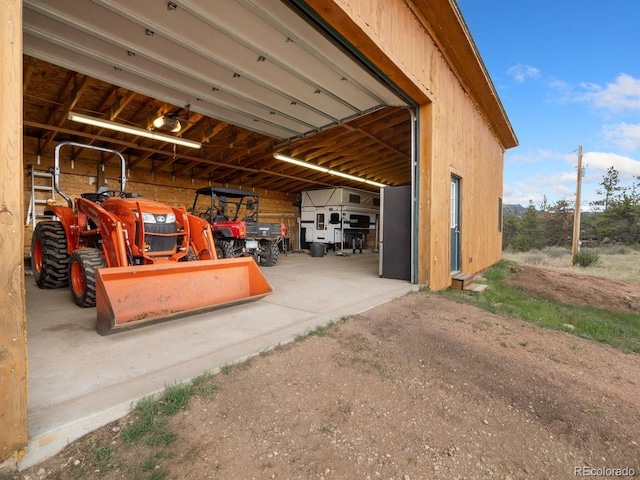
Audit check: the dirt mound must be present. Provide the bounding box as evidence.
[504,264,640,313]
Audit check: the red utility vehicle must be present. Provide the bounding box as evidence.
[191,187,286,267]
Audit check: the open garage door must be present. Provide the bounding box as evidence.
[17,0,420,465]
[23,0,407,142]
[23,0,418,282]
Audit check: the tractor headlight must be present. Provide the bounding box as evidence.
[137,211,176,224]
[141,212,156,223]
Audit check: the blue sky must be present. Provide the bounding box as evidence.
[456,1,640,209]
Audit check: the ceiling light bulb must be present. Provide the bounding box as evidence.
[153,115,181,132]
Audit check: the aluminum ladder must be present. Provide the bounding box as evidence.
[26,166,55,228]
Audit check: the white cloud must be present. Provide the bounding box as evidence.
[503,145,640,207]
[503,182,545,206]
[504,170,577,207]
[601,123,640,151]
[580,74,640,112]
[506,148,555,165]
[504,175,601,209]
[547,78,571,92]
[582,151,640,180]
[507,64,540,83]
[561,151,581,166]
[504,152,640,207]
[546,171,577,185]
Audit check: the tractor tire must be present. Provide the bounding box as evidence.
[215,240,234,259]
[31,221,71,289]
[181,247,197,261]
[69,248,106,307]
[258,240,279,267]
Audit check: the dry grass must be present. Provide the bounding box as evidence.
[502,247,640,285]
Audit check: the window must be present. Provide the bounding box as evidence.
[349,194,361,204]
[329,212,340,224]
[349,214,371,228]
[450,181,456,228]
[316,213,325,230]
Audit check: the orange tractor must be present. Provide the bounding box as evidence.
[31,141,272,335]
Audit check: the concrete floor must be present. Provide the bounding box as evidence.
[21,251,416,470]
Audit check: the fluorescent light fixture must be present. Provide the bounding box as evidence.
[68,112,201,149]
[329,170,365,183]
[273,153,386,188]
[364,179,387,188]
[273,153,327,172]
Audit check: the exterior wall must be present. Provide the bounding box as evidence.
[2,0,511,464]
[0,0,28,465]
[22,138,299,258]
[305,0,507,290]
[429,77,504,288]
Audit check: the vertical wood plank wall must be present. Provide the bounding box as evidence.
[0,0,28,464]
[5,0,509,464]
[21,138,299,257]
[307,0,507,290]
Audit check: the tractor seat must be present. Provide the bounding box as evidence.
[80,192,103,203]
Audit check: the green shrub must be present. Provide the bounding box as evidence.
[574,249,599,267]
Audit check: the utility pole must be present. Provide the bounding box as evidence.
[571,145,583,266]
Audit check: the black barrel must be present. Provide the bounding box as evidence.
[310,243,325,257]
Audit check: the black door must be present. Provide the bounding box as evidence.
[380,185,411,281]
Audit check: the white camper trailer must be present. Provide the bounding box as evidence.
[300,187,380,252]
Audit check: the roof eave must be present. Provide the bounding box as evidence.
[411,0,519,149]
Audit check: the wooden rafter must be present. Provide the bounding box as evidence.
[41,74,90,152]
[23,59,413,194]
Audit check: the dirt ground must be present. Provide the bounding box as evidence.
[504,264,640,314]
[7,264,640,480]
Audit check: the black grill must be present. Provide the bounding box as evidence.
[144,221,178,253]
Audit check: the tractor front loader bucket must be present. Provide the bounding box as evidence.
[95,258,273,335]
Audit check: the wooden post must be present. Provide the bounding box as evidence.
[0,0,29,466]
[571,146,583,266]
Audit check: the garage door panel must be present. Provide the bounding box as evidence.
[23,0,407,145]
[23,33,302,140]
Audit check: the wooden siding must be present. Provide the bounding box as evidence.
[307,0,509,289]
[430,82,505,288]
[0,0,28,464]
[2,0,514,464]
[22,138,299,258]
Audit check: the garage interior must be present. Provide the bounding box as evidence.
[23,0,413,198]
[17,0,418,469]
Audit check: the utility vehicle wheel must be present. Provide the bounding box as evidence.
[258,240,279,267]
[31,221,71,288]
[215,240,234,259]
[69,248,106,307]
